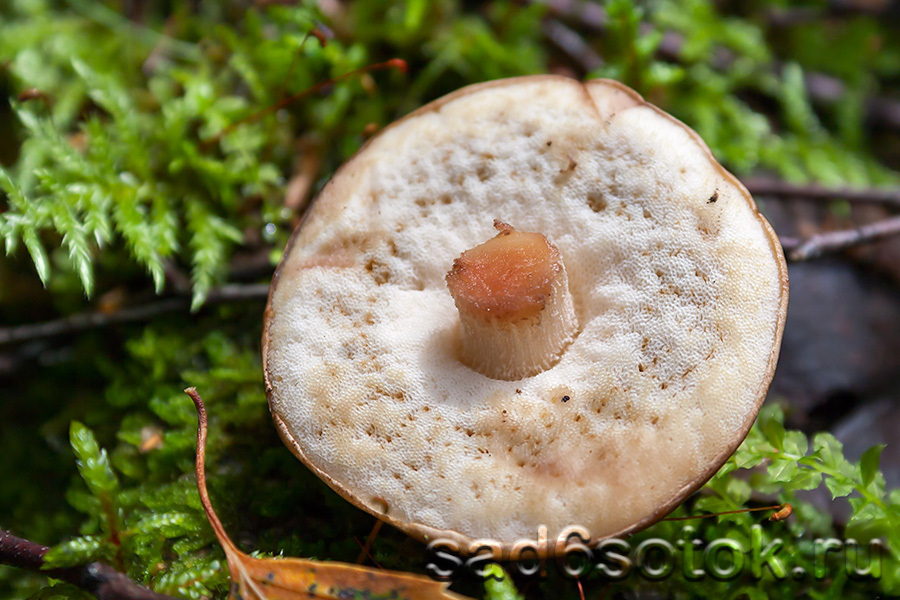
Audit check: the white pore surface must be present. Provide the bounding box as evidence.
[265,77,786,545]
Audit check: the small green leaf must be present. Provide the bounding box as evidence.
[813,432,858,486]
[725,476,751,504]
[22,226,50,286]
[813,433,844,468]
[761,413,785,449]
[26,583,94,600]
[789,469,823,491]
[132,511,202,538]
[782,430,808,456]
[781,61,821,137]
[71,245,94,297]
[53,205,95,297]
[483,564,523,600]
[70,421,119,496]
[769,456,799,482]
[846,501,891,544]
[860,444,886,487]
[171,533,215,556]
[890,488,900,507]
[824,476,854,499]
[41,536,112,569]
[881,556,900,597]
[186,201,243,310]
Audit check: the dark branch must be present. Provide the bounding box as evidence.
[744,178,900,207]
[0,283,269,346]
[0,529,177,600]
[0,530,50,572]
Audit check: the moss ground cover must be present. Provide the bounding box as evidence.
[1,1,898,598]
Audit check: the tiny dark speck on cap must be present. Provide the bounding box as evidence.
[562,395,570,402]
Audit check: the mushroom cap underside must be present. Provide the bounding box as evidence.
[262,76,789,551]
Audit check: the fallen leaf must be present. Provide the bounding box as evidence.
[185,387,469,600]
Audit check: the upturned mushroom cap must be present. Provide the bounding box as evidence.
[262,76,788,552]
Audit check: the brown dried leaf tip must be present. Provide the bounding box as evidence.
[769,503,793,522]
[184,387,469,600]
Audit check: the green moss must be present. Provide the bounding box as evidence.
[1,1,898,598]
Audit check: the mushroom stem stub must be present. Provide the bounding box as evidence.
[445,220,578,380]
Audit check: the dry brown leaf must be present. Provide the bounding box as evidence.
[185,387,469,600]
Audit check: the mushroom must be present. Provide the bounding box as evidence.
[262,76,788,553]
[445,219,578,381]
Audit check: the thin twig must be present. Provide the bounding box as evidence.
[202,58,406,148]
[742,180,900,259]
[542,19,604,72]
[744,178,900,207]
[0,529,177,600]
[788,214,900,261]
[354,518,384,566]
[0,283,269,346]
[276,27,332,101]
[534,0,607,29]
[141,14,179,75]
[779,236,801,254]
[661,504,784,522]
